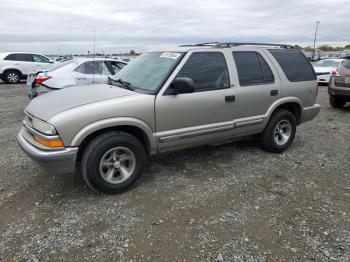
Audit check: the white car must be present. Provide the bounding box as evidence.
[0,52,55,84]
[28,57,127,98]
[313,59,344,84]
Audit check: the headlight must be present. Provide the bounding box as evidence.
[25,115,57,135]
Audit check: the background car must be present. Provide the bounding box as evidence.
[313,59,344,84]
[28,57,127,98]
[328,58,350,108]
[0,52,55,84]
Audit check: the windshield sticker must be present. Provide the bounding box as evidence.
[160,52,181,59]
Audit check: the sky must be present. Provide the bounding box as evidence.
[0,0,349,55]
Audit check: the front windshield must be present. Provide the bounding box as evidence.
[314,60,339,68]
[113,52,183,92]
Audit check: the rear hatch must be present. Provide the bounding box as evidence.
[334,60,350,88]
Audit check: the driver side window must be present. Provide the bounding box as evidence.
[176,52,230,92]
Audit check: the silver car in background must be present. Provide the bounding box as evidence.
[28,58,127,98]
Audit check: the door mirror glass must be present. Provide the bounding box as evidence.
[170,77,195,94]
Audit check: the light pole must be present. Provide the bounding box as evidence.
[312,21,320,61]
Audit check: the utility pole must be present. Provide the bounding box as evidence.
[312,21,320,61]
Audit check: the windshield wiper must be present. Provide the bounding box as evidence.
[108,77,135,91]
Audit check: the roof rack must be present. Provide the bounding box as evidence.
[216,42,294,49]
[179,42,294,49]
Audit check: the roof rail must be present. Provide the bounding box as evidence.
[179,42,219,47]
[215,42,294,49]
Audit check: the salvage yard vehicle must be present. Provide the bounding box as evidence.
[17,42,321,193]
[328,58,350,108]
[313,59,344,84]
[27,58,127,98]
[0,52,55,84]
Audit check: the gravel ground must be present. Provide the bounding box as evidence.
[0,82,349,261]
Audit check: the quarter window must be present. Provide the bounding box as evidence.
[269,49,316,82]
[233,51,274,86]
[176,52,230,92]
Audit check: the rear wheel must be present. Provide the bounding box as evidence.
[81,131,147,193]
[4,70,21,84]
[261,110,296,153]
[329,95,345,108]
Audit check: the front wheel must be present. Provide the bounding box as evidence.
[81,131,147,193]
[261,110,296,153]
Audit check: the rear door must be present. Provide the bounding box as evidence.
[72,61,110,85]
[231,49,282,121]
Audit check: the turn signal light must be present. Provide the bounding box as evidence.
[34,135,64,148]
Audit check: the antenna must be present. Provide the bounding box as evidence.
[92,30,96,84]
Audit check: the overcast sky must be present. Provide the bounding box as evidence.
[0,0,349,54]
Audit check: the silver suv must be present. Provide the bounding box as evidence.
[17,43,321,193]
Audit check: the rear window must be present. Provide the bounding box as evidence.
[269,49,316,82]
[342,60,350,70]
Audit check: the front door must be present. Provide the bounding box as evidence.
[155,51,236,152]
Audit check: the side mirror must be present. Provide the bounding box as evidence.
[169,77,195,94]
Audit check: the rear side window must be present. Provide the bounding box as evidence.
[5,53,32,62]
[269,49,316,82]
[176,52,230,92]
[342,60,350,69]
[75,61,109,75]
[233,51,274,86]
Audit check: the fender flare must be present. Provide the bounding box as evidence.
[70,117,157,154]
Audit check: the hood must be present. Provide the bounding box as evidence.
[313,66,334,73]
[25,84,136,121]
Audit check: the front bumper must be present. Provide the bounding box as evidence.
[316,74,330,83]
[17,128,78,174]
[300,104,321,124]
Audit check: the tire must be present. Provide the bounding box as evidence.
[261,110,297,153]
[329,95,345,108]
[3,70,21,84]
[81,131,147,193]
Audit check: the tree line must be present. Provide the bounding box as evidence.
[294,44,350,52]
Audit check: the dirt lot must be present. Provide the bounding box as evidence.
[0,82,349,262]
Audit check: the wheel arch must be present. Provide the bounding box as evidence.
[72,118,157,160]
[265,97,303,125]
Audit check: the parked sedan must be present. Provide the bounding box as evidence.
[28,58,127,98]
[313,59,344,84]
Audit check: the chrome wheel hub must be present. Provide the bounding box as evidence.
[99,147,136,184]
[8,73,18,83]
[273,119,292,146]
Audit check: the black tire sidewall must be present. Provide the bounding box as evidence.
[83,133,146,193]
[329,95,345,108]
[262,110,296,152]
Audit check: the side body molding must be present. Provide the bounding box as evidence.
[70,117,158,154]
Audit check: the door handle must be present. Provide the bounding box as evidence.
[270,90,279,96]
[77,77,87,80]
[225,95,235,103]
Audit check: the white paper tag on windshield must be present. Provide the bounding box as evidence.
[160,52,181,59]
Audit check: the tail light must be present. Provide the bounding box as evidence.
[331,69,340,77]
[34,76,52,85]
